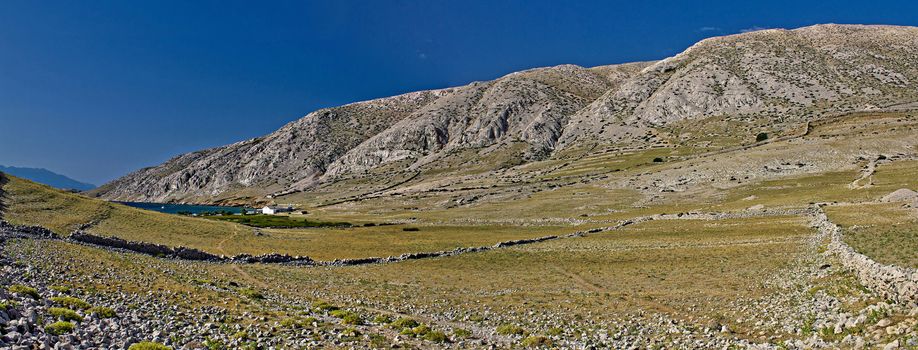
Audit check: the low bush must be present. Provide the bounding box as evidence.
[402,227,420,232]
[89,306,117,318]
[314,301,339,312]
[128,342,171,350]
[453,328,472,338]
[280,316,317,329]
[0,300,18,310]
[423,331,448,342]
[330,309,362,325]
[237,288,263,300]
[51,296,91,310]
[496,324,525,336]
[8,284,39,299]
[45,321,75,335]
[411,325,431,336]
[521,336,552,347]
[211,215,349,228]
[49,307,82,322]
[369,333,388,348]
[389,317,420,330]
[342,327,360,338]
[372,314,392,324]
[203,338,226,350]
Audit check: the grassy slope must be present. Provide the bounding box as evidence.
[1,174,242,241]
[0,174,590,259]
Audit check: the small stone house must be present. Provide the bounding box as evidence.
[261,206,293,215]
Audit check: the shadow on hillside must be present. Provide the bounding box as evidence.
[0,172,8,219]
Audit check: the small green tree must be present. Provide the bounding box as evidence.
[756,132,769,142]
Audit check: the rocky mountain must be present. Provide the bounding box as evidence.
[90,24,918,204]
[0,165,96,191]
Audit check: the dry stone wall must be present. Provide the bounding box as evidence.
[811,205,918,306]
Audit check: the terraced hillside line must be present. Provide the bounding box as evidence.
[316,171,422,207]
[811,204,918,306]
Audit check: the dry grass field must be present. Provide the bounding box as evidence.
[825,203,918,268]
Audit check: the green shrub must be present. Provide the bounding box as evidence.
[8,284,39,299]
[51,296,91,310]
[389,317,420,329]
[280,316,317,329]
[546,327,563,336]
[412,325,431,336]
[45,321,75,335]
[314,301,338,312]
[48,307,82,322]
[423,331,448,342]
[128,342,171,350]
[237,288,263,300]
[496,324,525,336]
[372,314,392,324]
[756,132,769,142]
[369,333,388,348]
[402,227,420,232]
[342,327,360,338]
[233,331,249,340]
[330,309,362,325]
[280,318,299,328]
[203,338,225,350]
[0,300,18,310]
[521,336,552,347]
[453,328,472,338]
[866,307,889,324]
[652,157,664,163]
[89,306,117,318]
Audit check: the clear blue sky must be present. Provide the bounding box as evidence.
[2,0,917,185]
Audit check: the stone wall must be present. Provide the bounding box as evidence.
[0,220,57,239]
[68,230,315,265]
[811,205,918,306]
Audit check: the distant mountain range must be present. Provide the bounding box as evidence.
[0,165,96,191]
[88,24,918,204]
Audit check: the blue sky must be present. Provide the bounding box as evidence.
[2,0,917,185]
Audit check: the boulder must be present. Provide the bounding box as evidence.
[880,188,918,204]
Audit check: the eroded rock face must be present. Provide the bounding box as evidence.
[88,89,449,203]
[92,25,918,203]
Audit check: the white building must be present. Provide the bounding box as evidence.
[261,206,293,215]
